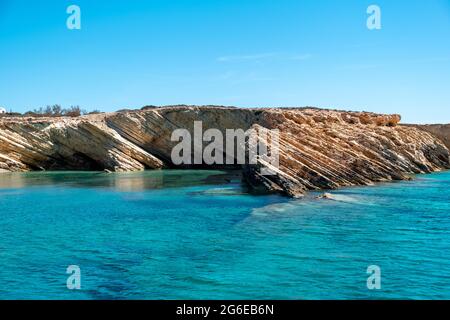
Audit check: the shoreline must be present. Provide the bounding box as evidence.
[1,106,449,197]
[1,168,449,200]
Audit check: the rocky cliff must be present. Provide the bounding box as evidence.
[1,106,449,197]
[408,124,450,150]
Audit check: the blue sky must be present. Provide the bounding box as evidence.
[0,0,449,123]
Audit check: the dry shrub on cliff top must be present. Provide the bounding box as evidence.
[25,105,88,117]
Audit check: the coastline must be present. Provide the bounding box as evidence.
[1,167,449,201]
[1,106,449,197]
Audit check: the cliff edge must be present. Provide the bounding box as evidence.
[1,107,449,197]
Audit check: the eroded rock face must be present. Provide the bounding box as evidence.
[408,124,450,150]
[1,106,449,197]
[245,109,449,197]
[0,117,163,172]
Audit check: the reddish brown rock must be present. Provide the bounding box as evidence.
[0,106,449,197]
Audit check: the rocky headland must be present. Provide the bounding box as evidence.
[1,106,449,197]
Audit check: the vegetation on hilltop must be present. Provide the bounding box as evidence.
[0,105,102,118]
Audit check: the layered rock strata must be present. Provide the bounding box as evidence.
[1,107,449,197]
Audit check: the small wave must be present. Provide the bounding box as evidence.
[250,193,368,217]
[315,193,361,203]
[250,201,302,216]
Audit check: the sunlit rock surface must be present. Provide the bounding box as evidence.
[1,106,449,197]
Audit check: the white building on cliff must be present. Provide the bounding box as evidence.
[0,107,7,114]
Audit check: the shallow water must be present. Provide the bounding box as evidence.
[0,170,449,299]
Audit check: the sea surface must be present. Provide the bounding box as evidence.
[0,170,449,299]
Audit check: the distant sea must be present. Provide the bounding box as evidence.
[0,170,449,299]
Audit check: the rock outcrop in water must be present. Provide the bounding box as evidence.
[1,106,449,197]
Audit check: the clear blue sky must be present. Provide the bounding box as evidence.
[1,0,449,123]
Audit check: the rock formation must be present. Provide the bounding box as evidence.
[1,106,449,197]
[408,124,450,150]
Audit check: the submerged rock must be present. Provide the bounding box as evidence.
[1,106,449,197]
[316,193,334,200]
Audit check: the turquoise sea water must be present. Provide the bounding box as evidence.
[0,170,449,299]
